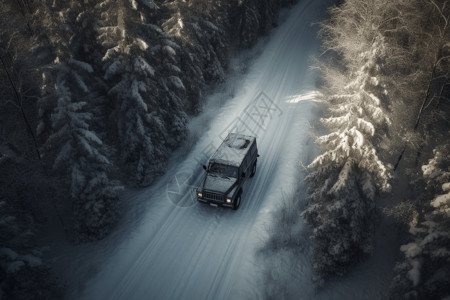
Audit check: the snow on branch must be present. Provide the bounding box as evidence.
[356,118,375,136]
[69,59,94,73]
[328,160,354,195]
[134,56,154,77]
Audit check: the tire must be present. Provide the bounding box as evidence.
[250,161,257,177]
[232,194,241,210]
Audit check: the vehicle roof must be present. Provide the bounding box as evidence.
[210,133,256,167]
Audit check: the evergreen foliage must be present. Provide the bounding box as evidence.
[390,144,450,299]
[44,58,123,240]
[97,0,176,186]
[0,156,62,299]
[303,0,393,278]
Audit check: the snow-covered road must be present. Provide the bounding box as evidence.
[69,1,332,299]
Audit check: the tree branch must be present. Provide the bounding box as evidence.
[0,53,41,160]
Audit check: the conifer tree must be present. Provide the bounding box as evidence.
[303,41,392,276]
[303,0,394,277]
[390,144,450,299]
[45,58,122,240]
[97,0,182,186]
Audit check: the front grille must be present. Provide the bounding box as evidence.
[204,191,225,202]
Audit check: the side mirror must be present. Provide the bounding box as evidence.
[202,165,207,171]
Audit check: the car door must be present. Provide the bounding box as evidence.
[240,159,247,185]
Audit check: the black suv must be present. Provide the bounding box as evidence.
[196,133,259,210]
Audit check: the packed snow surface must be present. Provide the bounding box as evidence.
[60,1,394,299]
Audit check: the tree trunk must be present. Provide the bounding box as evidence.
[1,55,41,160]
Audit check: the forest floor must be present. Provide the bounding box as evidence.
[47,0,398,299]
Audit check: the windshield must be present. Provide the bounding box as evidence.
[208,163,238,178]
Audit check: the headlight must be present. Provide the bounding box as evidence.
[197,192,202,198]
[226,198,232,203]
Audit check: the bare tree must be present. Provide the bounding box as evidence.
[413,0,449,130]
[0,1,43,160]
[389,0,450,170]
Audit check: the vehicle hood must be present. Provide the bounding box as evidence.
[202,175,237,194]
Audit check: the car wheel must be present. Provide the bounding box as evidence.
[232,194,241,210]
[250,161,257,177]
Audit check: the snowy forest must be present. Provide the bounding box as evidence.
[300,0,450,298]
[0,0,291,298]
[1,0,449,299]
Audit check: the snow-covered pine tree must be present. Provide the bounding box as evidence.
[0,188,62,299]
[161,0,227,85]
[36,0,100,146]
[390,143,450,299]
[235,0,262,48]
[303,37,392,277]
[230,0,281,48]
[158,1,205,113]
[0,154,62,298]
[97,0,184,186]
[302,0,404,278]
[45,58,122,241]
[151,25,188,147]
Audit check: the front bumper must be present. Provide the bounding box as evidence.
[197,195,233,208]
